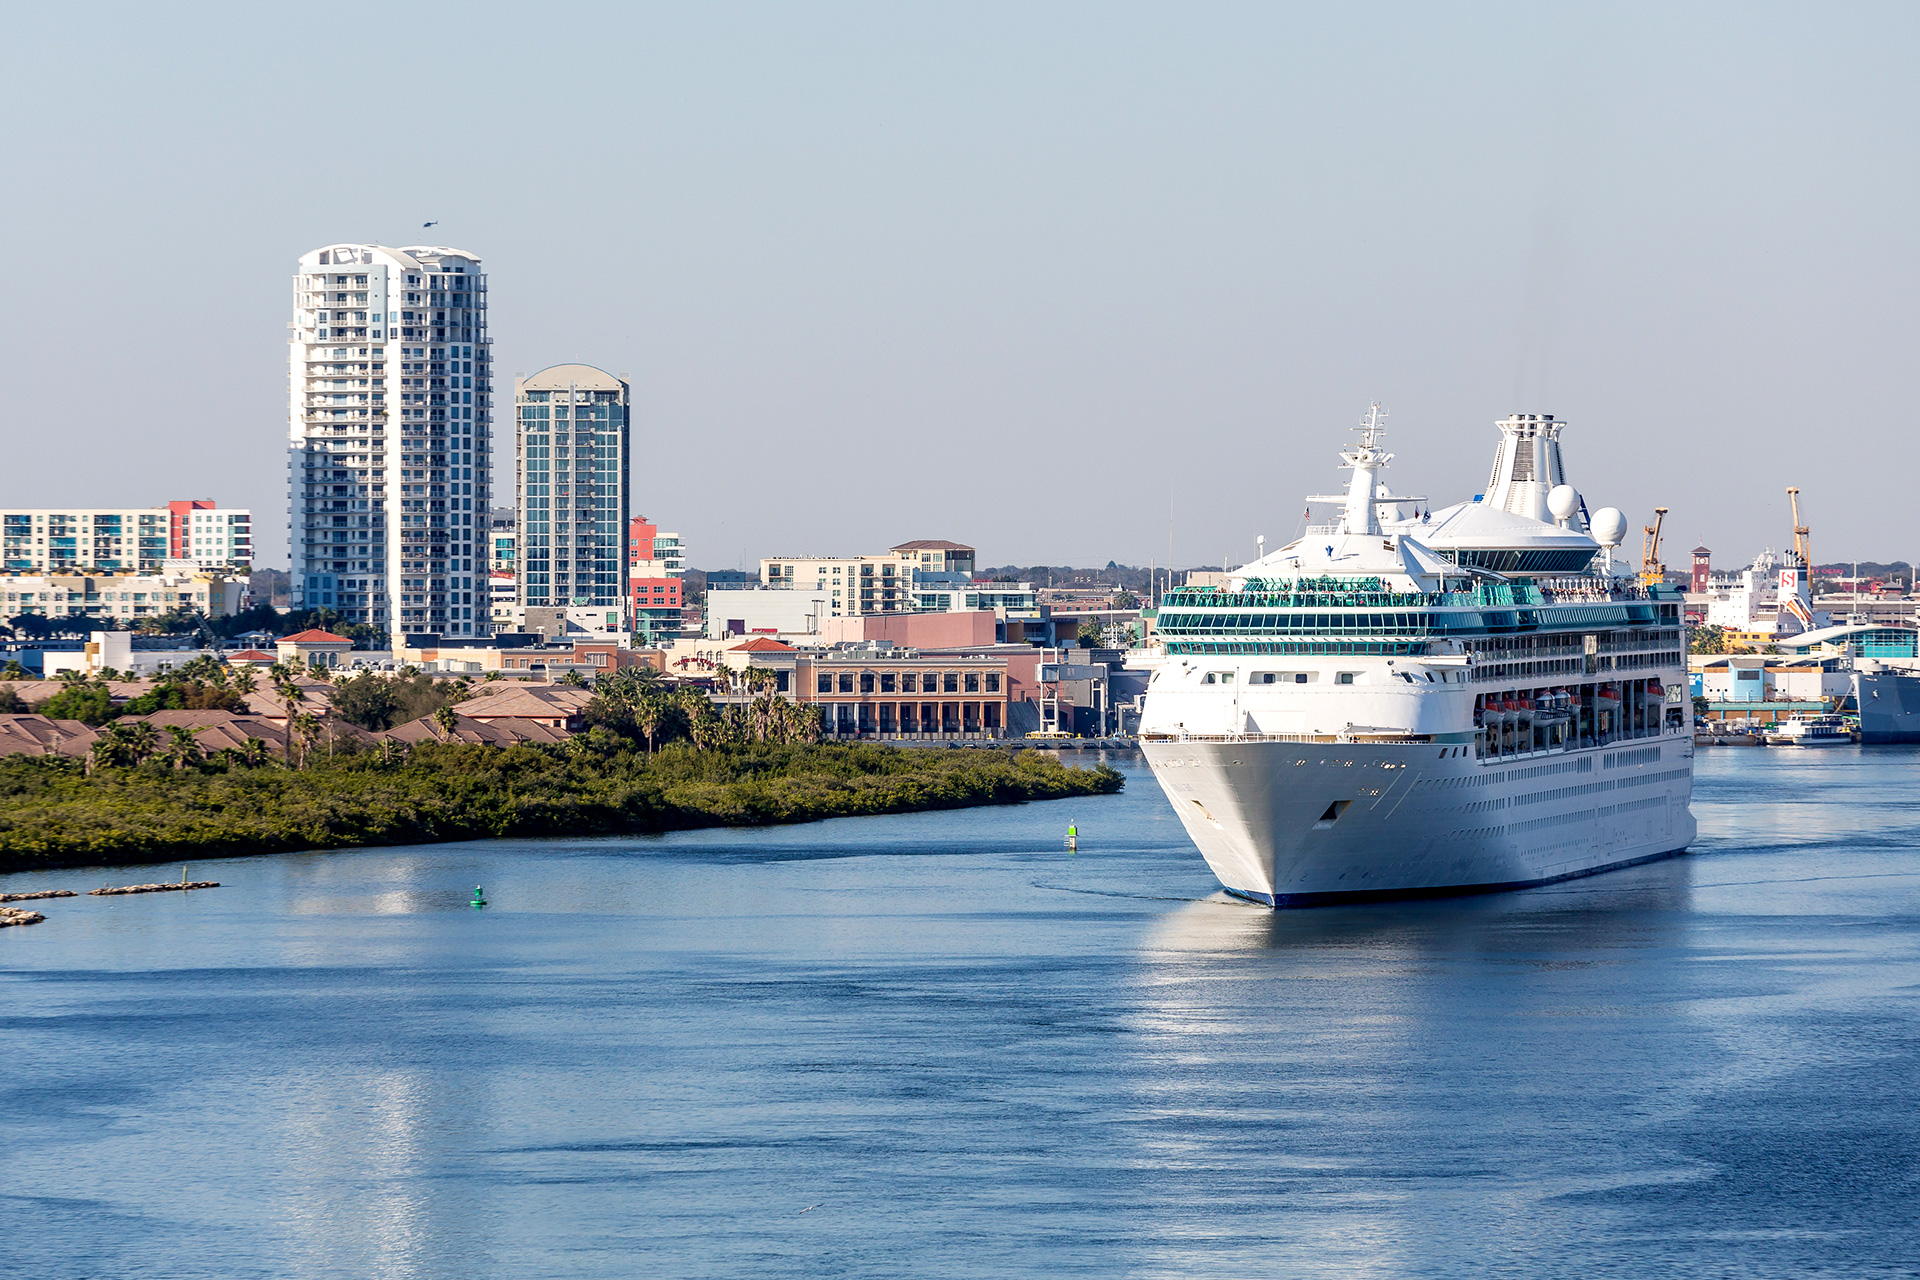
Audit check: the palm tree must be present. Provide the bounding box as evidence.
[1,660,25,680]
[751,694,778,743]
[122,721,160,765]
[238,736,272,768]
[164,725,203,770]
[56,668,88,685]
[232,668,258,695]
[432,705,460,741]
[290,713,322,768]
[88,726,131,772]
[634,690,665,752]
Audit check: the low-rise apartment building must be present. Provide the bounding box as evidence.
[759,540,977,618]
[1,570,248,621]
[2,502,252,574]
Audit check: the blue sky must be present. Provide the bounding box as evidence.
[3,2,1916,572]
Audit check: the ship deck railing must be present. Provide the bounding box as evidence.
[1163,577,1671,611]
[1141,731,1432,745]
[1141,723,1686,754]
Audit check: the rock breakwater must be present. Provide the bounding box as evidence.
[88,881,220,896]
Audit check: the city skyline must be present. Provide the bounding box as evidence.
[4,5,1919,571]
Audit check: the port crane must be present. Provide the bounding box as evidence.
[1639,507,1669,587]
[1786,486,1811,568]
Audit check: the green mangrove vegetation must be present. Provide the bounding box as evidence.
[0,740,1125,874]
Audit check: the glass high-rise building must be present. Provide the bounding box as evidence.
[514,366,631,621]
[288,242,492,641]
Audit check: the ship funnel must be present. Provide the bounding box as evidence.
[1484,414,1575,526]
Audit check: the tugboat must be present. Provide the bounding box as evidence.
[1764,714,1850,746]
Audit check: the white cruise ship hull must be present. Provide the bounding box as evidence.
[1142,734,1695,905]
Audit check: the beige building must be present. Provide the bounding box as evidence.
[759,540,976,619]
[2,507,169,573]
[0,570,247,621]
[277,628,355,670]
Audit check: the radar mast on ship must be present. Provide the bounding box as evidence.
[1304,403,1425,537]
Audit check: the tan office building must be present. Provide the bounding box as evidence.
[760,540,976,619]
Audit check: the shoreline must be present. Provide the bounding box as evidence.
[0,741,1125,878]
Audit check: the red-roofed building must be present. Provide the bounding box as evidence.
[277,629,354,669]
[724,636,798,690]
[226,649,278,667]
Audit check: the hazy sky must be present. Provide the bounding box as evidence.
[4,2,1916,573]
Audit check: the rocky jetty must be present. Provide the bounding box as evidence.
[0,906,46,927]
[0,889,77,903]
[88,881,220,897]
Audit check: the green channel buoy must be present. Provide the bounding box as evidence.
[471,885,487,909]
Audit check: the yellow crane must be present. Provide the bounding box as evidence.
[1640,507,1669,587]
[1786,486,1811,568]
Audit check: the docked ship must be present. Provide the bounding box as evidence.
[1138,408,1695,906]
[1852,664,1920,743]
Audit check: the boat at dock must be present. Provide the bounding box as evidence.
[1137,408,1694,907]
[1763,714,1851,746]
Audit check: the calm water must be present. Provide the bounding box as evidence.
[3,748,1917,1278]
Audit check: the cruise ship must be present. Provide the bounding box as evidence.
[1138,408,1695,906]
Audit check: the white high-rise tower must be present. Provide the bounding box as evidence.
[289,242,493,642]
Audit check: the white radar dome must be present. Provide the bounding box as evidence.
[1590,507,1628,547]
[1547,485,1581,523]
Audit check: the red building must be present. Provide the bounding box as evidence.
[168,499,216,559]
[1691,546,1711,594]
[629,514,684,636]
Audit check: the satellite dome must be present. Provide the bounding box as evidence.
[1547,485,1581,523]
[1590,507,1628,547]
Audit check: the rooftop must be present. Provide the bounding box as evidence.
[279,629,353,645]
[730,638,797,652]
[519,364,625,393]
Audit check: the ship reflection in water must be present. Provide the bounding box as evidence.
[1,750,1916,1278]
